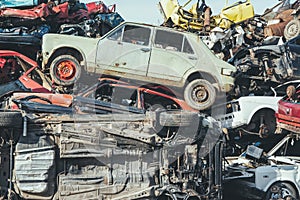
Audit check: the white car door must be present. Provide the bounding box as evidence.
[96,24,152,78]
[147,29,197,83]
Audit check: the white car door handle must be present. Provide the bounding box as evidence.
[141,48,150,52]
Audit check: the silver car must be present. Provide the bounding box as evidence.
[41,22,236,110]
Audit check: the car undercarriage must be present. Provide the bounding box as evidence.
[0,110,223,200]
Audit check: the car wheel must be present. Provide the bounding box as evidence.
[265,182,298,200]
[184,79,216,110]
[50,55,81,86]
[0,111,22,128]
[284,19,300,40]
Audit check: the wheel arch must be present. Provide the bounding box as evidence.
[264,180,300,199]
[46,47,86,70]
[185,71,219,90]
[246,107,276,125]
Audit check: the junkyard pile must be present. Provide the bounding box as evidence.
[0,0,300,200]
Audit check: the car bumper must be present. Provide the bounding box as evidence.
[276,113,300,133]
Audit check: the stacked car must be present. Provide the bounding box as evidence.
[0,1,230,199]
[2,0,300,200]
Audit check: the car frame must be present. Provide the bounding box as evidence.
[8,77,197,113]
[41,21,236,110]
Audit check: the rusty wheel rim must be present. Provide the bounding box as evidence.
[56,60,76,81]
[191,85,208,103]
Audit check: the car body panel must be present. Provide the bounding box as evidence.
[254,164,300,192]
[220,0,254,24]
[41,34,98,70]
[96,24,151,77]
[42,21,236,92]
[11,93,73,107]
[216,96,281,129]
[276,88,300,133]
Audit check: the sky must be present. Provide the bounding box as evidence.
[83,0,283,25]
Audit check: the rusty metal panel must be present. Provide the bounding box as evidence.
[15,150,55,193]
[14,133,56,199]
[264,9,294,36]
[264,21,289,36]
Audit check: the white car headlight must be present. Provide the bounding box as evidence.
[221,68,234,76]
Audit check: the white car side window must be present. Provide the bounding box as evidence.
[107,27,123,41]
[154,30,183,52]
[122,25,151,46]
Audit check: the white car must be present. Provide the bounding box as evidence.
[41,21,236,110]
[215,81,300,135]
[224,133,300,200]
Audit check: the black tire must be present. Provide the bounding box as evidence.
[184,79,216,110]
[0,111,22,128]
[265,182,298,200]
[50,55,81,86]
[284,19,300,40]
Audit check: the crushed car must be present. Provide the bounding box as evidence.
[216,80,300,133]
[41,21,236,111]
[261,0,300,40]
[0,1,124,59]
[276,83,300,134]
[229,33,300,97]
[158,0,255,33]
[0,97,223,199]
[224,132,300,200]
[284,3,300,39]
[0,50,51,103]
[5,78,197,114]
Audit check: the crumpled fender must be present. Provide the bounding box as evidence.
[0,3,51,19]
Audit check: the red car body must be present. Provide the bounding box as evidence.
[0,1,114,22]
[9,78,196,112]
[0,50,51,99]
[276,89,300,133]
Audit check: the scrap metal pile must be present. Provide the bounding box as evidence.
[1,0,300,200]
[0,1,225,200]
[160,0,300,97]
[0,0,124,59]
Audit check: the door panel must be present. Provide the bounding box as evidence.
[148,29,197,83]
[96,25,152,78]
